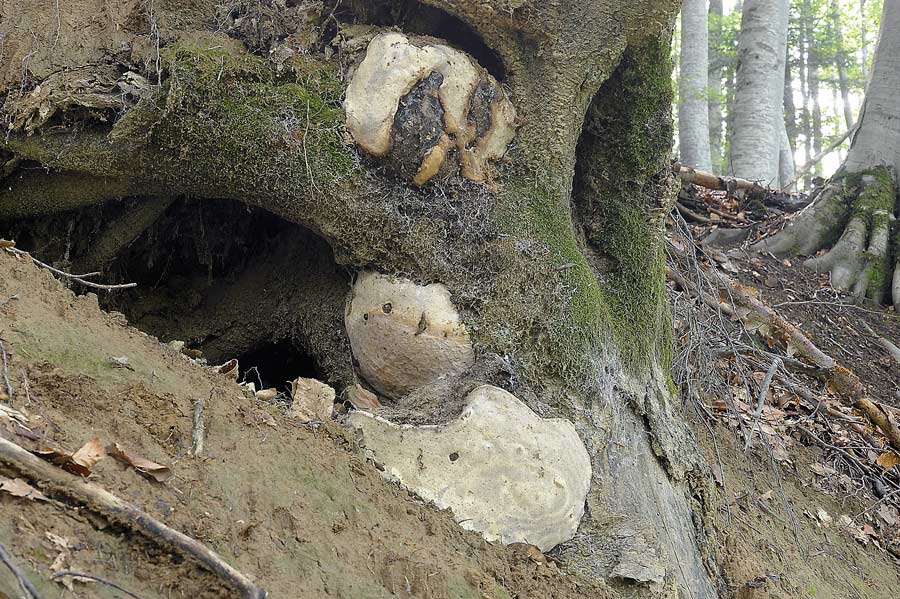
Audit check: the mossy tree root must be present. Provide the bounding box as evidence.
[752,167,899,308]
[0,170,137,221]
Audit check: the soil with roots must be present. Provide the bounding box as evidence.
[1,236,899,598]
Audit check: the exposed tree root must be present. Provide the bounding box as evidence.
[669,245,900,453]
[0,170,136,220]
[753,168,899,309]
[0,436,267,599]
[77,197,175,270]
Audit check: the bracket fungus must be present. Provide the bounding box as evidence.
[345,271,475,399]
[348,385,591,551]
[343,32,516,185]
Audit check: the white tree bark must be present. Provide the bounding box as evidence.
[678,0,713,171]
[728,0,790,184]
[778,117,795,186]
[845,0,900,175]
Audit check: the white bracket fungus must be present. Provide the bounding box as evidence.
[343,31,516,185]
[345,271,475,399]
[348,385,592,551]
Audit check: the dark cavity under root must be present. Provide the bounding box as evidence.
[753,167,899,310]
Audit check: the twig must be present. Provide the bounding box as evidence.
[0,436,267,599]
[51,571,144,599]
[0,339,13,402]
[3,248,136,290]
[0,540,43,599]
[675,202,714,224]
[191,395,206,457]
[860,321,900,367]
[19,368,31,407]
[784,127,855,190]
[745,358,781,450]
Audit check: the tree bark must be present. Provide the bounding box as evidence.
[708,0,725,172]
[729,0,790,184]
[755,0,900,310]
[831,0,856,130]
[679,0,713,171]
[0,1,718,597]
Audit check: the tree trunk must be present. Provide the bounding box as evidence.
[679,0,713,171]
[755,0,900,310]
[0,1,718,597]
[832,0,856,130]
[728,0,790,184]
[708,0,725,173]
[805,0,823,167]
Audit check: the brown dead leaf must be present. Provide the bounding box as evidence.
[810,463,836,476]
[71,437,106,471]
[33,443,96,477]
[875,451,900,471]
[215,358,239,380]
[107,443,172,482]
[0,239,15,248]
[0,476,48,501]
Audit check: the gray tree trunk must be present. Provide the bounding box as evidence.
[755,0,900,310]
[832,0,856,130]
[678,0,712,170]
[708,0,725,172]
[845,0,900,175]
[728,0,790,184]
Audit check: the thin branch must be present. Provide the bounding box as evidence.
[3,247,136,290]
[0,339,13,402]
[0,436,267,599]
[0,541,43,599]
[745,357,781,450]
[51,571,144,599]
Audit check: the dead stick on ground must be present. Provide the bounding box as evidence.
[745,358,781,450]
[191,395,206,457]
[3,247,136,291]
[51,571,144,599]
[0,436,266,599]
[0,540,43,599]
[0,339,13,402]
[860,321,900,367]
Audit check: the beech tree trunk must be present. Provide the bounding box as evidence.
[708,0,725,172]
[0,1,718,597]
[755,0,900,310]
[728,0,790,185]
[679,0,713,171]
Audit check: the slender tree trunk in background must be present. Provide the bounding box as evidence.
[778,117,795,186]
[832,0,856,129]
[708,0,725,172]
[756,0,900,309]
[729,0,790,184]
[860,0,869,81]
[784,48,798,149]
[679,0,712,171]
[799,11,812,174]
[804,0,823,172]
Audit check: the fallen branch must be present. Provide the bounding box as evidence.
[675,201,714,224]
[3,247,136,290]
[745,357,781,450]
[861,321,900,367]
[0,540,43,599]
[0,339,12,401]
[0,436,266,599]
[675,163,767,195]
[784,127,855,191]
[191,396,206,457]
[51,571,143,599]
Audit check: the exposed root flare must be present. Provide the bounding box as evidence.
[753,168,899,308]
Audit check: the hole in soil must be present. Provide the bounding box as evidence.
[237,339,320,393]
[1,196,353,388]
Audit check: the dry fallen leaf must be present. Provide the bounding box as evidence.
[0,476,48,501]
[71,437,106,471]
[875,451,900,471]
[0,239,15,248]
[107,443,173,482]
[215,358,239,380]
[33,441,101,477]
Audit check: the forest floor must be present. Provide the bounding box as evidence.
[0,205,899,599]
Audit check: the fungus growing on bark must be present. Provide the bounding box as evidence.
[348,384,592,551]
[344,271,475,399]
[343,32,516,185]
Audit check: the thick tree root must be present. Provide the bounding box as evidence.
[753,168,899,309]
[77,197,175,270]
[0,436,267,599]
[670,254,900,452]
